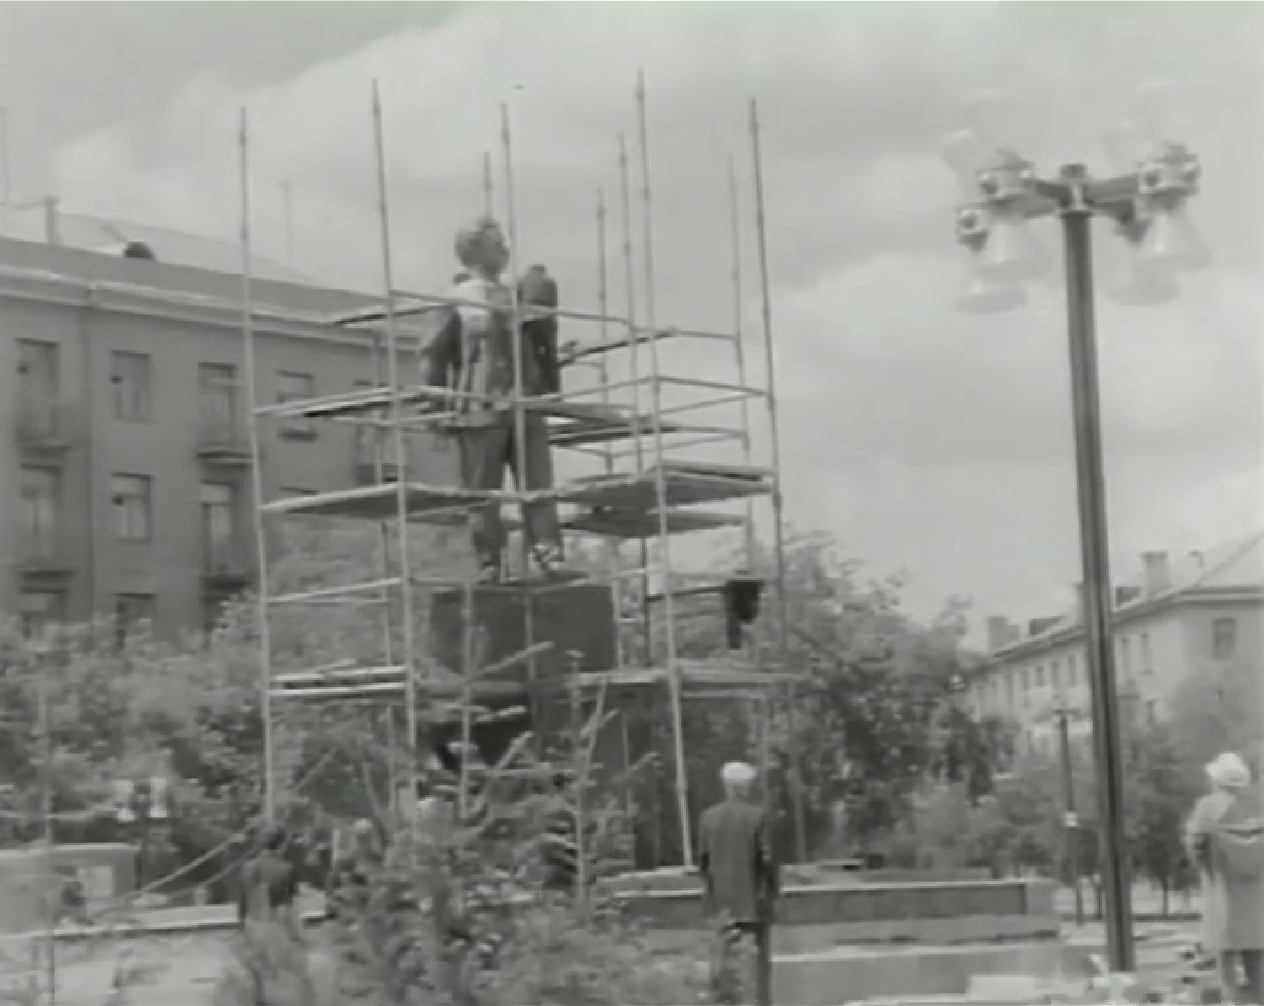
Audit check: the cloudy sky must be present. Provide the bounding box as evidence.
[2,2,1260,627]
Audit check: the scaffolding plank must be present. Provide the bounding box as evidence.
[260,482,501,520]
[272,682,404,700]
[273,665,405,688]
[270,577,400,606]
[550,663,801,691]
[262,386,443,421]
[564,508,742,539]
[545,402,688,447]
[555,465,772,509]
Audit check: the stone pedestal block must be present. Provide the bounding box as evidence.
[429,580,618,687]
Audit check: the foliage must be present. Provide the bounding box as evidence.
[1166,658,1263,778]
[1121,718,1201,896]
[214,679,704,1006]
[660,529,1010,858]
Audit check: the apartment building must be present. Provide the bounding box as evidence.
[966,534,1263,756]
[1,234,455,639]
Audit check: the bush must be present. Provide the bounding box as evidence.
[215,686,707,1006]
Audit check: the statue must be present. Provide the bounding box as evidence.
[419,218,567,583]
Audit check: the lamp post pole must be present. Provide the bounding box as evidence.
[949,135,1204,978]
[1058,173,1131,964]
[1054,702,1084,928]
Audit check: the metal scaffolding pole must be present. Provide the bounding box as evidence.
[236,108,277,822]
[749,98,808,864]
[635,73,693,866]
[370,82,422,782]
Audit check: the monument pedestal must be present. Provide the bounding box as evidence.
[428,579,629,785]
[429,578,617,687]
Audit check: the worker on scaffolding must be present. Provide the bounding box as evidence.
[419,217,568,584]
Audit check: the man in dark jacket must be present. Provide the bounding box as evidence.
[698,761,779,1006]
[239,825,300,927]
[419,218,566,583]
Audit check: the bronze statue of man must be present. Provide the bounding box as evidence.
[419,218,566,583]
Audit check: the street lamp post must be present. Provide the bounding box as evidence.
[1052,702,1084,927]
[950,138,1205,976]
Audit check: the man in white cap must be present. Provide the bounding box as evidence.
[698,760,778,1006]
[1185,751,1264,1004]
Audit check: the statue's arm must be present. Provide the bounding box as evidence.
[418,308,461,389]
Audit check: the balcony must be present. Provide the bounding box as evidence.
[15,397,73,456]
[196,412,252,467]
[353,426,401,486]
[17,528,74,579]
[201,535,252,590]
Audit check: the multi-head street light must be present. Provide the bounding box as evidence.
[947,117,1206,979]
[952,136,1206,313]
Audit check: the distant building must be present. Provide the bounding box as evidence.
[2,204,315,285]
[966,534,1264,757]
[1,232,455,640]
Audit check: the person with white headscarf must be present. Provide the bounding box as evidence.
[1184,751,1264,1004]
[698,761,778,1006]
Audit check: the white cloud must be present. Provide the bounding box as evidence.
[46,2,1264,620]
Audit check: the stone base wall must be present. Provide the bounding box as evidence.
[620,878,1058,946]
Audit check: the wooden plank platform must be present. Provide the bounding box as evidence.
[265,386,699,449]
[556,464,773,509]
[563,508,742,538]
[547,662,801,691]
[260,482,502,520]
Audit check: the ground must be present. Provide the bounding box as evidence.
[0,903,1205,1005]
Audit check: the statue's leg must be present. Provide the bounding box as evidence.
[514,413,565,574]
[458,422,510,580]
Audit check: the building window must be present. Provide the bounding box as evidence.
[114,594,155,645]
[1146,699,1159,725]
[17,339,60,393]
[110,351,153,422]
[1138,633,1152,674]
[1034,665,1045,689]
[111,474,153,541]
[20,467,60,559]
[277,371,316,439]
[19,591,61,642]
[199,363,240,437]
[1005,673,1015,708]
[200,482,238,569]
[1051,660,1062,692]
[1118,636,1132,681]
[1212,618,1238,661]
[202,595,229,636]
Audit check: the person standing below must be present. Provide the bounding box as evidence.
[239,825,300,934]
[698,761,779,1006]
[327,819,380,924]
[1184,751,1264,1004]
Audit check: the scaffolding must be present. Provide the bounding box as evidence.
[236,78,806,865]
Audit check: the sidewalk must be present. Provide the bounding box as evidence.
[0,946,224,1006]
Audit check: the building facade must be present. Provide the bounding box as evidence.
[966,536,1264,756]
[1,235,455,639]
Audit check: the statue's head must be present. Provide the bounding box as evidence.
[454,217,509,276]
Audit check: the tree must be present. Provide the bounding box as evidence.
[624,529,1010,859]
[1167,658,1263,777]
[1122,717,1200,911]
